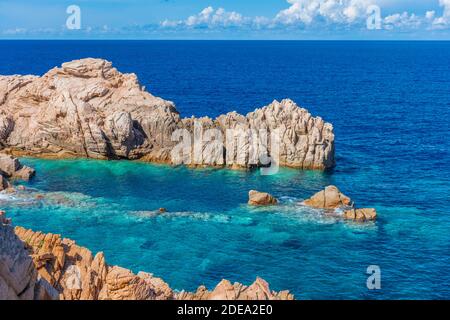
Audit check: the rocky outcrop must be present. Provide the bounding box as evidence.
[0,153,35,190]
[303,185,353,210]
[248,190,278,206]
[0,211,38,300]
[0,58,335,170]
[14,225,176,300]
[3,215,293,300]
[176,278,293,300]
[303,185,377,222]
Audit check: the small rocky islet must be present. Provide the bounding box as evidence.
[0,59,377,300]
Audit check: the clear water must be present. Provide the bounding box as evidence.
[0,41,449,299]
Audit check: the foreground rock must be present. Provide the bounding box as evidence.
[0,154,35,190]
[0,211,40,300]
[303,185,377,222]
[248,190,278,206]
[0,213,293,300]
[0,58,334,170]
[177,278,293,300]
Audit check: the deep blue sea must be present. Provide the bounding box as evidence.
[0,41,449,299]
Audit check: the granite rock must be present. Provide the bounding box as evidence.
[0,58,335,170]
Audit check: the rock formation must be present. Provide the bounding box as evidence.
[0,211,40,300]
[176,278,293,300]
[0,213,294,300]
[303,185,353,210]
[0,153,35,190]
[248,190,278,206]
[303,185,377,222]
[343,208,377,222]
[0,58,335,170]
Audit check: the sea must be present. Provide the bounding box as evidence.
[0,40,449,299]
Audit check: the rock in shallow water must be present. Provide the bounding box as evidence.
[303,185,377,222]
[303,185,353,210]
[344,208,377,222]
[248,190,278,206]
[0,154,35,191]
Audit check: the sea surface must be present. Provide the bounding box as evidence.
[0,41,449,299]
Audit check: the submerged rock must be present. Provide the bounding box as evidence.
[248,190,278,206]
[0,58,334,170]
[303,185,353,210]
[344,208,377,222]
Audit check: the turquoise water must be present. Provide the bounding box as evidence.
[1,157,449,299]
[1,41,450,299]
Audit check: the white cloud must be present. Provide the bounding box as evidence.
[162,6,245,28]
[383,12,423,30]
[274,0,375,25]
[158,1,450,33]
[432,0,450,28]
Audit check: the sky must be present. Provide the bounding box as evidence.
[1,0,450,39]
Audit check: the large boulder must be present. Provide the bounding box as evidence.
[0,58,335,170]
[248,190,278,206]
[0,153,35,182]
[303,185,353,209]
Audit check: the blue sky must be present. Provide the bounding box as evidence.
[1,0,450,39]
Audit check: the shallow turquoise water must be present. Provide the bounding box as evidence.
[2,157,449,300]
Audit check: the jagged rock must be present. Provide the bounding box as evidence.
[303,185,353,209]
[10,222,292,300]
[0,58,334,170]
[248,190,278,206]
[0,212,37,300]
[176,277,294,300]
[0,153,35,182]
[0,174,11,191]
[0,153,19,176]
[344,208,377,222]
[12,166,35,181]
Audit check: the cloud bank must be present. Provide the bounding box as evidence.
[159,0,450,32]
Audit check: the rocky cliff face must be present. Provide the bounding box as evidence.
[0,213,293,300]
[0,212,38,300]
[0,58,335,170]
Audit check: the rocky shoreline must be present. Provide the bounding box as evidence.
[0,58,335,170]
[0,212,294,300]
